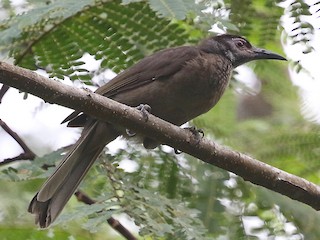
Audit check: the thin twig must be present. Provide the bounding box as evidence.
[0,84,9,103]
[75,190,137,240]
[0,118,36,165]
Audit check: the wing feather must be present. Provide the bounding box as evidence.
[63,45,200,125]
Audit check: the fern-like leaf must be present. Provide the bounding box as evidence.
[0,0,194,80]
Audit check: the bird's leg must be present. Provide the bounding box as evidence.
[174,126,204,154]
[126,104,152,137]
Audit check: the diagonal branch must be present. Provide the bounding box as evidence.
[0,118,36,165]
[0,84,10,103]
[0,61,320,210]
[75,191,137,240]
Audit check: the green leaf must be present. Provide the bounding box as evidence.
[148,0,189,19]
[53,203,118,226]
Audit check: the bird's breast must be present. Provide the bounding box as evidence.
[159,54,233,124]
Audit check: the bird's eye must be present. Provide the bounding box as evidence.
[235,40,245,48]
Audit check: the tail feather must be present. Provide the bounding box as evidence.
[28,121,119,228]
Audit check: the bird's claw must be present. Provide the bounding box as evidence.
[82,87,94,97]
[126,104,151,137]
[185,126,204,144]
[126,129,136,137]
[174,149,182,154]
[136,104,151,122]
[174,126,204,154]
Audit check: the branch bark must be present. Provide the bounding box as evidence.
[1,61,320,210]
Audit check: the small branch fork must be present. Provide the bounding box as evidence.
[0,118,36,165]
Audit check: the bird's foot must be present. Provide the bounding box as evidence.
[126,129,136,137]
[185,126,205,142]
[174,126,204,154]
[126,104,151,137]
[82,87,94,97]
[174,148,182,154]
[136,104,151,122]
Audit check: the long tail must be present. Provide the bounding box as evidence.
[28,121,119,228]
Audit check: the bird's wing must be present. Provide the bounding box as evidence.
[62,46,200,125]
[95,46,199,97]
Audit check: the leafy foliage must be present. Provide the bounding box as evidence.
[146,0,197,19]
[284,0,315,53]
[281,0,317,73]
[0,0,192,80]
[0,226,89,240]
[102,150,210,239]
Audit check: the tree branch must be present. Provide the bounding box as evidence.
[75,191,137,240]
[1,61,320,210]
[0,118,36,165]
[0,84,9,103]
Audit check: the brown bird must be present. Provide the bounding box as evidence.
[28,34,286,227]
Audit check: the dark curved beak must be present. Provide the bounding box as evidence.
[253,47,287,61]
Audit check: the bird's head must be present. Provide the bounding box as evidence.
[199,34,286,67]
